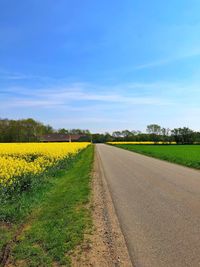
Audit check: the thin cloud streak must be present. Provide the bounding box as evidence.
[134,49,200,70]
[0,82,174,109]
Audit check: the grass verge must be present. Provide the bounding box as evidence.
[0,145,94,267]
[113,144,200,169]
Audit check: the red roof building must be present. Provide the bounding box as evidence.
[40,133,86,142]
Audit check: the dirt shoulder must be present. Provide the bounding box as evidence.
[72,146,133,267]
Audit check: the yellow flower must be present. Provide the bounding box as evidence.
[0,142,90,188]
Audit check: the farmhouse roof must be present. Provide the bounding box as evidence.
[40,133,84,142]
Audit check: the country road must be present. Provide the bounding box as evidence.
[96,144,200,267]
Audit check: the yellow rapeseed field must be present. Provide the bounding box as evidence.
[0,142,90,188]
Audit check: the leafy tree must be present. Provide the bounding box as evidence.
[171,127,194,144]
[146,124,162,143]
[112,131,122,138]
[0,118,53,142]
[121,130,132,138]
[146,124,161,135]
[58,128,69,134]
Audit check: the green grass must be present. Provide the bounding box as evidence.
[0,145,94,267]
[113,144,200,169]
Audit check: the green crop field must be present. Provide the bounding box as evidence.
[113,144,200,169]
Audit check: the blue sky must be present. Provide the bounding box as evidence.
[0,0,200,132]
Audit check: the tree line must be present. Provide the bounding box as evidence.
[0,118,90,142]
[92,124,200,144]
[0,119,199,144]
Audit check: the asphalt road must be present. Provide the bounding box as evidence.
[96,144,200,267]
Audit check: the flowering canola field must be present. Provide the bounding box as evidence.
[0,142,90,190]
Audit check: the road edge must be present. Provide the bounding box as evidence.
[93,145,133,266]
[71,145,133,266]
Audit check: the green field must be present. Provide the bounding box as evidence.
[0,145,94,267]
[113,144,200,169]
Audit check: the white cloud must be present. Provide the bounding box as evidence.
[0,82,173,109]
[1,80,199,131]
